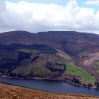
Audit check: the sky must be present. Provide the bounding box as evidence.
[0,0,99,34]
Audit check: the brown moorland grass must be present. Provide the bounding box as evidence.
[0,83,99,99]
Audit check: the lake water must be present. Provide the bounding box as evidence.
[0,76,99,96]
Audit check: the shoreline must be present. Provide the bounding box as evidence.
[1,75,98,90]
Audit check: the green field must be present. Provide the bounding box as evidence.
[75,48,88,56]
[97,70,99,73]
[96,62,99,66]
[64,62,95,84]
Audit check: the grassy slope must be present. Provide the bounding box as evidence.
[56,50,96,84]
[64,62,95,84]
[56,50,72,62]
[0,83,99,99]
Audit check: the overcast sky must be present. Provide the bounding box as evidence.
[0,0,99,34]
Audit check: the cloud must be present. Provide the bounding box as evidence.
[0,0,6,12]
[0,0,10,32]
[85,0,99,5]
[0,0,99,34]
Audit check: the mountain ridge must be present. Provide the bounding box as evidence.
[1,30,99,45]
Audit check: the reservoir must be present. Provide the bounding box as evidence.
[0,76,99,96]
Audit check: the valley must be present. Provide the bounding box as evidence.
[0,31,99,88]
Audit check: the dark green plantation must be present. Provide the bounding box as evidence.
[0,44,65,79]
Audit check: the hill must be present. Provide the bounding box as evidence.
[0,83,99,99]
[0,31,99,88]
